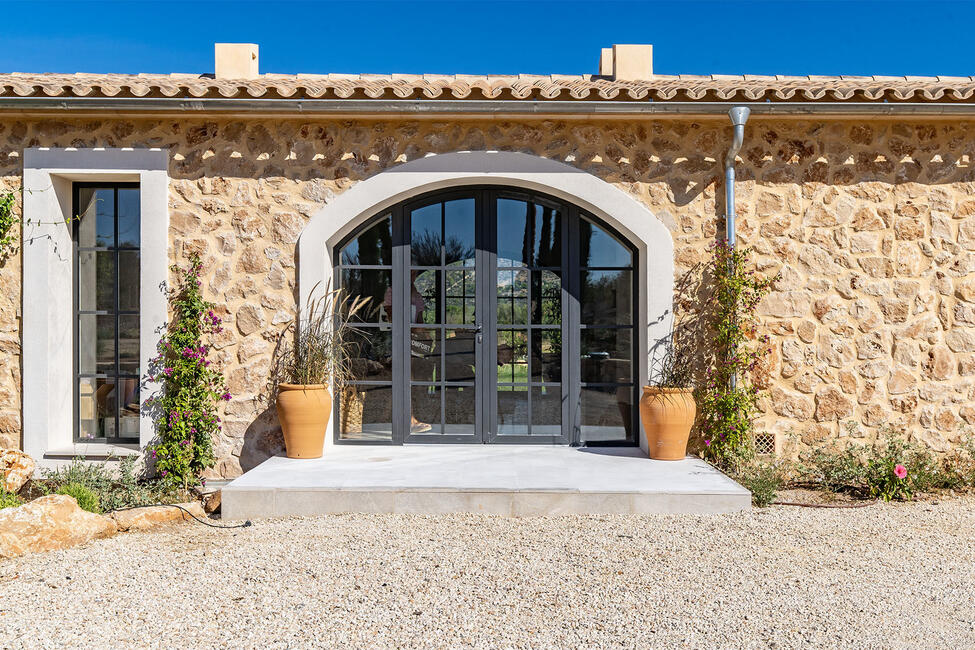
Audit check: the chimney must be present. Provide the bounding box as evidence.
[598,44,653,80]
[214,43,259,80]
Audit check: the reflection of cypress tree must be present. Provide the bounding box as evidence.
[539,207,553,266]
[522,201,533,266]
[579,220,593,267]
[355,217,392,265]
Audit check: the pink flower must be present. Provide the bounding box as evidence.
[894,464,908,479]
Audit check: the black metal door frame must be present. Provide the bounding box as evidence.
[338,185,636,446]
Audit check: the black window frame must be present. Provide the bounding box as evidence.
[72,182,141,444]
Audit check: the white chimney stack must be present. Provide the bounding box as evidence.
[598,44,653,80]
[214,43,259,80]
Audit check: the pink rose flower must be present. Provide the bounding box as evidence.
[894,464,908,479]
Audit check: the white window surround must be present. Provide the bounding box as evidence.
[297,151,675,452]
[22,148,169,468]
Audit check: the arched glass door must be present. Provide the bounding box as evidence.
[334,187,637,446]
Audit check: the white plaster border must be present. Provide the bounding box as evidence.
[22,148,169,468]
[298,151,675,451]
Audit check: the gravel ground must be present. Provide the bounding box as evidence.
[2,497,974,649]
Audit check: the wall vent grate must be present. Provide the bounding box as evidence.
[754,433,776,456]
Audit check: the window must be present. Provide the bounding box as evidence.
[73,183,141,442]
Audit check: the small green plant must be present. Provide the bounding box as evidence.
[736,461,787,507]
[147,255,229,490]
[44,455,180,512]
[698,241,776,468]
[56,482,102,513]
[0,486,23,510]
[0,191,16,262]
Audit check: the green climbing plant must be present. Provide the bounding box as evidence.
[698,240,775,469]
[0,192,16,261]
[147,255,229,490]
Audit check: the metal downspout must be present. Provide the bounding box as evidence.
[724,106,750,391]
[724,106,751,247]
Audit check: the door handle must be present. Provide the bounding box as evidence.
[475,322,483,344]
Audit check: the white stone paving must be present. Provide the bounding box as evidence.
[222,446,750,518]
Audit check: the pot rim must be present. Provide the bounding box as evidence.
[278,383,330,391]
[642,386,694,394]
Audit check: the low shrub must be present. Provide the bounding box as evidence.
[56,482,101,513]
[801,433,975,502]
[736,461,787,507]
[0,486,23,510]
[44,455,182,512]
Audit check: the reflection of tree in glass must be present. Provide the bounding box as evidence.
[411,231,473,268]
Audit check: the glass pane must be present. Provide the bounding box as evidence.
[341,269,392,323]
[444,329,476,382]
[118,251,140,312]
[347,329,394,381]
[497,269,527,325]
[531,386,561,435]
[497,388,528,435]
[531,330,561,382]
[118,315,140,375]
[410,328,438,382]
[444,199,475,266]
[497,329,528,384]
[78,377,115,440]
[581,329,632,383]
[117,188,140,248]
[581,270,632,326]
[76,187,115,248]
[78,315,115,374]
[497,199,562,267]
[580,385,634,442]
[533,270,561,325]
[339,385,393,441]
[496,198,529,266]
[118,379,140,438]
[410,269,438,324]
[445,269,475,324]
[341,215,392,266]
[444,386,475,435]
[533,204,561,267]
[580,217,632,268]
[411,203,441,266]
[78,250,114,312]
[410,385,441,434]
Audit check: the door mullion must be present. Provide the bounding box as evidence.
[566,207,581,446]
[392,205,408,445]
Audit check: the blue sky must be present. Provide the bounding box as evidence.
[2,0,973,77]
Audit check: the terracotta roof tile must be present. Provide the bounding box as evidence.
[1,72,974,103]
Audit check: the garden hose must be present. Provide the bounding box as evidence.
[108,503,252,529]
[771,500,878,509]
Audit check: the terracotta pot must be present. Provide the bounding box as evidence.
[640,387,696,461]
[276,384,331,459]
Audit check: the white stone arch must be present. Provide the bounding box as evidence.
[298,151,674,450]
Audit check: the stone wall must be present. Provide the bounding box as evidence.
[0,116,973,474]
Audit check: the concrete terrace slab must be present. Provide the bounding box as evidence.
[221,446,751,519]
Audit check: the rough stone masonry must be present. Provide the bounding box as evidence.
[0,116,972,476]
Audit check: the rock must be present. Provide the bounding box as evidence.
[923,345,954,381]
[0,495,117,559]
[814,386,854,421]
[0,449,35,493]
[204,490,222,514]
[887,368,916,395]
[236,304,266,336]
[110,502,206,532]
